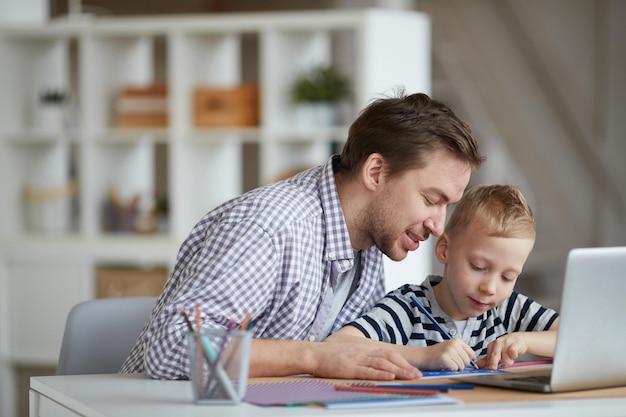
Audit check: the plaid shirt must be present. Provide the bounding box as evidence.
[350,275,559,358]
[121,156,386,379]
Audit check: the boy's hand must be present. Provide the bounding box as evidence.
[477,333,529,370]
[420,338,477,371]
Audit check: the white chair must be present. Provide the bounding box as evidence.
[56,296,157,375]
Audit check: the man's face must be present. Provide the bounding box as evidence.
[363,148,472,261]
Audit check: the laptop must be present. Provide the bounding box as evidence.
[454,246,626,393]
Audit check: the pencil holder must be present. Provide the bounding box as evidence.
[187,329,252,405]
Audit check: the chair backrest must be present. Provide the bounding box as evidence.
[56,296,157,375]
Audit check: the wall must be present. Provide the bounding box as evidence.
[44,0,626,306]
[420,0,626,307]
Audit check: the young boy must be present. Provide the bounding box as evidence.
[326,184,559,371]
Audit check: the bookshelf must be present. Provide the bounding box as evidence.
[0,9,430,417]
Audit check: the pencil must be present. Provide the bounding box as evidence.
[193,304,205,397]
[193,304,217,361]
[239,312,252,331]
[205,320,238,398]
[409,294,479,370]
[189,305,239,401]
[179,307,194,332]
[334,384,440,396]
[376,383,475,391]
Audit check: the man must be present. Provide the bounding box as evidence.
[121,92,484,380]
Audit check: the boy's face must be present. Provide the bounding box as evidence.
[433,222,534,320]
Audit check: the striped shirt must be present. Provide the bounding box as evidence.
[121,156,386,379]
[349,275,559,358]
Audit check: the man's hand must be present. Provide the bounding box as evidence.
[310,342,422,380]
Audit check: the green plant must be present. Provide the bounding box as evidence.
[39,88,68,104]
[291,65,351,103]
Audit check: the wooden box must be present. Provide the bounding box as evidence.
[115,84,168,127]
[96,266,168,298]
[194,84,259,127]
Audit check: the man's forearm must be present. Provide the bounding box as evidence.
[248,338,316,377]
[248,337,422,380]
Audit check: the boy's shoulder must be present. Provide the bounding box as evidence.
[389,276,441,300]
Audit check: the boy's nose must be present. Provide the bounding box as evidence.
[479,276,497,295]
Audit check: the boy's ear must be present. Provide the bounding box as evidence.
[435,233,450,264]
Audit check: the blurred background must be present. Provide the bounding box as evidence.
[41,0,625,309]
[1,1,625,417]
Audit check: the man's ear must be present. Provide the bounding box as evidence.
[435,233,450,264]
[361,153,385,191]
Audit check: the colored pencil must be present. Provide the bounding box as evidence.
[334,384,440,396]
[409,294,479,370]
[376,383,475,391]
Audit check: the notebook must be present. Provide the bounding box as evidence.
[453,246,626,393]
[244,379,461,408]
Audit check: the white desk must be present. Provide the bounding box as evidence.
[30,373,626,417]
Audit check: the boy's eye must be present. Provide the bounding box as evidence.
[471,264,487,272]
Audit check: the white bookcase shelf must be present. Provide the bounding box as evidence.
[0,9,430,417]
[1,9,430,243]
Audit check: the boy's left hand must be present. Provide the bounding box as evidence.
[476,333,529,370]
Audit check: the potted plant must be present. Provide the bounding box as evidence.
[34,88,69,130]
[290,65,351,128]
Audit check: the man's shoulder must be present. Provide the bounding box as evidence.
[218,168,325,226]
[256,173,323,215]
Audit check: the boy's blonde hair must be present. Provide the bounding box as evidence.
[445,184,536,240]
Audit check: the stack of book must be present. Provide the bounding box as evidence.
[244,380,466,409]
[114,84,168,127]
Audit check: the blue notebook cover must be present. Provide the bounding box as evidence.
[422,368,505,379]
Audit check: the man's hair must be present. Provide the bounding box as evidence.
[446,184,536,240]
[339,91,484,176]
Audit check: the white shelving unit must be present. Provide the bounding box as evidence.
[0,9,430,417]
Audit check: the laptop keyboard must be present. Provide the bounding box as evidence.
[510,375,551,384]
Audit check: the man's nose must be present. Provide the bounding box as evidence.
[425,207,446,237]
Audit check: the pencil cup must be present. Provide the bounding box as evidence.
[187,329,252,405]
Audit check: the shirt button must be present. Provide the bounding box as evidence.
[309,335,316,342]
[342,259,351,268]
[328,252,335,260]
[449,328,457,336]
[329,287,334,294]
